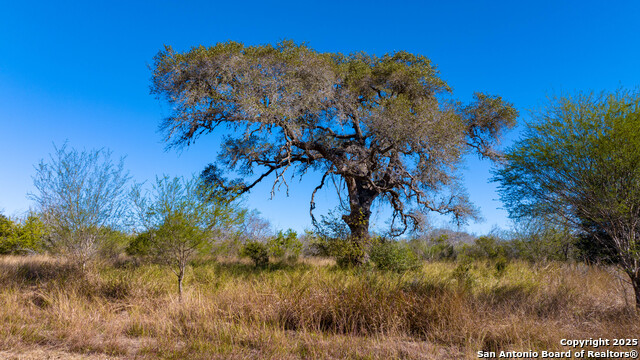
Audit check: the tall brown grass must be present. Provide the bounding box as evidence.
[0,256,637,359]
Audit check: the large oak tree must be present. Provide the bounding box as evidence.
[151,41,517,263]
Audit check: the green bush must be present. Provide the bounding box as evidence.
[98,228,130,260]
[240,240,269,267]
[126,231,154,256]
[0,214,47,255]
[307,210,356,264]
[427,234,457,260]
[331,238,366,268]
[461,236,510,261]
[267,229,302,263]
[494,256,508,277]
[369,238,420,273]
[0,214,14,254]
[509,220,577,262]
[452,260,475,288]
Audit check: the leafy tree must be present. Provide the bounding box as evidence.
[131,176,244,295]
[8,214,48,254]
[30,143,130,267]
[239,240,269,268]
[151,41,518,264]
[494,90,640,309]
[509,217,576,262]
[574,220,620,264]
[369,238,420,272]
[267,229,302,262]
[0,213,16,254]
[126,230,154,256]
[0,214,12,235]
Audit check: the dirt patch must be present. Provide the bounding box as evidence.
[0,347,125,360]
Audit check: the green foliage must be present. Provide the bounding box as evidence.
[496,90,640,224]
[131,176,244,262]
[428,236,457,261]
[97,228,130,260]
[131,175,245,293]
[0,214,15,254]
[509,220,577,262]
[239,240,269,268]
[307,210,366,267]
[410,234,458,261]
[495,89,640,307]
[155,211,212,256]
[126,231,153,256]
[494,257,508,277]
[331,239,366,269]
[369,238,420,273]
[267,229,302,263]
[465,236,509,260]
[0,214,11,236]
[305,234,331,257]
[574,220,620,264]
[0,214,47,255]
[452,260,476,288]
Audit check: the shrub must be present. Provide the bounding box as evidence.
[307,210,356,264]
[494,256,508,277]
[331,239,366,268]
[369,238,420,273]
[240,240,269,267]
[97,228,130,260]
[305,233,337,258]
[126,231,154,256]
[299,230,325,257]
[509,219,577,262]
[424,234,457,261]
[267,229,302,263]
[0,214,47,255]
[30,143,130,267]
[461,236,510,261]
[452,260,475,288]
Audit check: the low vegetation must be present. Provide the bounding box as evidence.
[0,255,637,359]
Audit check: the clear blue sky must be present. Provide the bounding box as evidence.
[1,0,639,235]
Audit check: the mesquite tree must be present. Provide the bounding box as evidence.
[151,41,517,263]
[495,90,640,309]
[131,175,244,295]
[30,143,130,268]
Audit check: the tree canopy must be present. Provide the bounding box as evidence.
[151,41,517,262]
[30,143,130,267]
[494,90,640,308]
[130,175,245,294]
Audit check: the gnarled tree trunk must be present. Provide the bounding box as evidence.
[341,177,378,265]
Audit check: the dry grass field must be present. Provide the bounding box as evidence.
[0,255,637,359]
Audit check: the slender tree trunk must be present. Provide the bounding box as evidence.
[178,266,184,297]
[631,271,640,311]
[342,177,377,266]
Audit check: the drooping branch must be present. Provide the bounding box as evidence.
[310,169,333,227]
[153,41,517,242]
